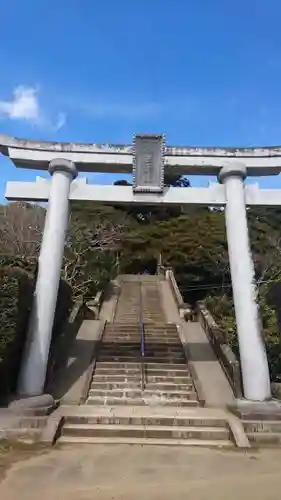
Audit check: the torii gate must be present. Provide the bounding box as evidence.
[2,133,281,404]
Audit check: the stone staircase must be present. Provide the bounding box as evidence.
[141,281,166,323]
[243,418,281,446]
[240,410,281,447]
[86,322,199,407]
[57,276,235,447]
[114,278,164,323]
[114,280,142,322]
[0,413,48,444]
[59,406,234,447]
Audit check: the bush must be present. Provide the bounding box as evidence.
[204,287,281,383]
[0,260,73,402]
[0,266,35,402]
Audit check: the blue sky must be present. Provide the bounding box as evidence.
[1,0,281,201]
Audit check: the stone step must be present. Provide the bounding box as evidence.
[101,345,182,351]
[93,369,141,376]
[98,357,186,363]
[143,320,166,323]
[114,312,140,315]
[64,414,227,428]
[92,374,192,383]
[100,339,183,353]
[145,372,191,378]
[114,310,139,313]
[98,355,185,361]
[58,435,233,447]
[114,309,140,312]
[98,354,186,359]
[105,324,177,329]
[102,339,181,344]
[91,380,141,388]
[61,423,230,441]
[114,313,141,316]
[101,342,182,348]
[105,330,178,333]
[113,320,167,324]
[105,325,177,329]
[104,326,141,330]
[247,432,281,445]
[99,351,185,358]
[92,377,192,385]
[146,384,195,393]
[102,340,181,346]
[100,352,184,357]
[243,420,281,433]
[113,318,140,321]
[98,352,185,357]
[95,363,189,370]
[117,317,166,321]
[88,389,197,399]
[104,333,177,338]
[100,346,183,351]
[90,382,194,391]
[108,332,178,336]
[93,373,192,382]
[241,412,281,421]
[106,323,175,328]
[97,361,187,367]
[104,327,177,331]
[142,312,164,314]
[86,397,199,407]
[95,362,189,370]
[14,416,47,429]
[102,343,181,348]
[103,333,180,338]
[104,327,178,332]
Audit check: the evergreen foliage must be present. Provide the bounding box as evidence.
[0,266,34,400]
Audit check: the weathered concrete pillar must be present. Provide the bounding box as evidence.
[18,159,77,397]
[218,162,271,402]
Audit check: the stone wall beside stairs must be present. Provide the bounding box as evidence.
[160,275,236,408]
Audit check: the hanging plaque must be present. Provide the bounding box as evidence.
[133,134,165,193]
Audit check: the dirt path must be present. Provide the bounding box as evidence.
[1,443,281,499]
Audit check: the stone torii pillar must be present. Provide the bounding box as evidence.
[218,162,271,402]
[18,159,77,397]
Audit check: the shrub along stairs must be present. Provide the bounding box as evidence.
[58,276,235,447]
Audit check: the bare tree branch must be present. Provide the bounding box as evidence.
[62,214,127,297]
[0,202,127,298]
[0,202,45,258]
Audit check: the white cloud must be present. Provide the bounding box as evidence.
[0,85,66,131]
[0,86,40,122]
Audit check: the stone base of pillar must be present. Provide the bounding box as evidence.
[9,394,55,417]
[229,398,281,420]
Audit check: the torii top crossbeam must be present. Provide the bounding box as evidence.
[1,134,281,175]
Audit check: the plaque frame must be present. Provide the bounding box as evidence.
[132,134,165,193]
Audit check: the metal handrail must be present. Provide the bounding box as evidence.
[139,281,146,391]
[196,303,243,398]
[140,321,145,391]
